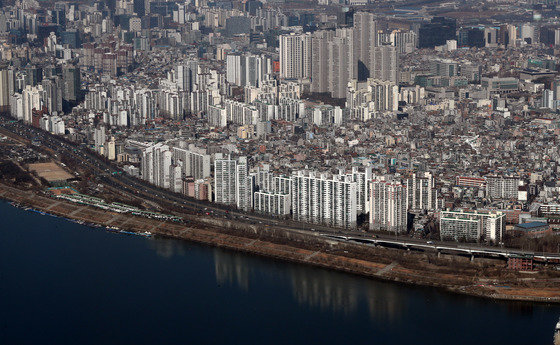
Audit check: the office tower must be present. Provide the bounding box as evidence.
[353,11,377,80]
[51,6,66,28]
[405,172,437,211]
[25,66,42,86]
[62,66,80,102]
[337,7,354,27]
[291,171,357,229]
[519,23,535,44]
[370,180,407,233]
[457,27,485,48]
[484,27,499,47]
[133,0,145,17]
[440,210,505,243]
[279,33,312,79]
[214,157,238,205]
[245,0,263,16]
[61,29,81,49]
[225,17,251,36]
[0,65,9,113]
[418,17,456,48]
[430,59,459,77]
[498,24,517,47]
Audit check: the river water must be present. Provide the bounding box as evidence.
[1,200,559,344]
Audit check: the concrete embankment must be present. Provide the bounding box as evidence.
[1,183,560,303]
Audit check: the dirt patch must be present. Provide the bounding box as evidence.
[28,162,73,182]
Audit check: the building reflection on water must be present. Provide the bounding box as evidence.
[214,249,251,291]
[149,237,187,259]
[149,238,540,325]
[212,247,403,322]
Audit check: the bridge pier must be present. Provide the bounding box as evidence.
[470,254,474,262]
[437,250,441,258]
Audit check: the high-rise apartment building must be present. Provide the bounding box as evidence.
[226,53,271,87]
[22,84,44,124]
[42,76,63,114]
[370,180,407,233]
[172,145,211,180]
[353,11,377,80]
[440,210,505,243]
[279,33,312,79]
[214,157,238,205]
[141,143,172,189]
[176,60,198,93]
[254,192,291,216]
[328,29,354,98]
[311,30,333,94]
[405,172,438,211]
[347,166,373,214]
[346,78,399,121]
[371,45,398,83]
[291,171,357,229]
[310,28,355,98]
[235,157,253,211]
[485,176,520,200]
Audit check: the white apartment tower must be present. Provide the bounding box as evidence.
[291,171,357,229]
[214,157,238,205]
[141,143,172,189]
[370,180,408,233]
[280,33,312,80]
[22,84,44,124]
[172,145,211,180]
[235,157,253,211]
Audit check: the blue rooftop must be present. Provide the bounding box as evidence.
[516,222,548,229]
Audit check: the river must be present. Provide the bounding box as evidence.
[0,200,559,344]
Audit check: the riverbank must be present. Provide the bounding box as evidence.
[2,182,560,304]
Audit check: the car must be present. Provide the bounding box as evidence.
[427,241,434,245]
